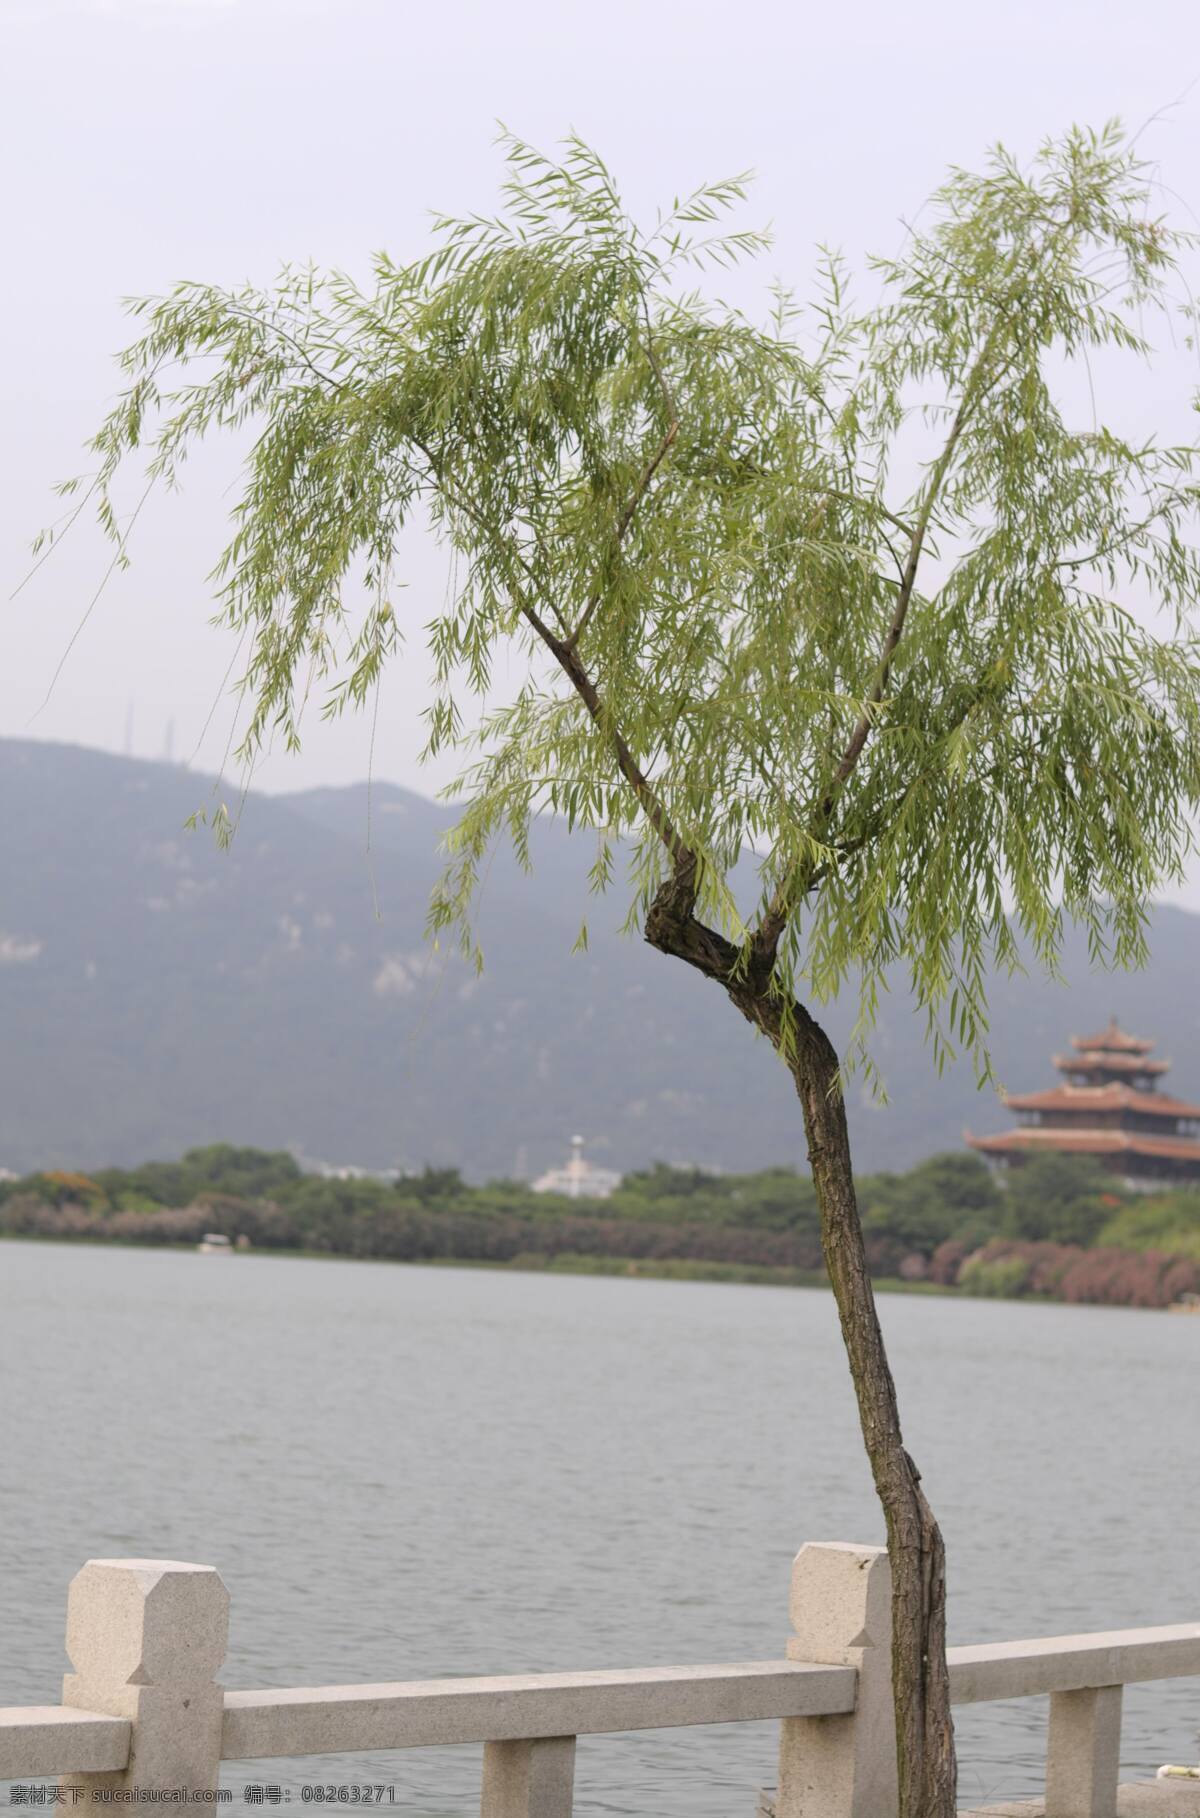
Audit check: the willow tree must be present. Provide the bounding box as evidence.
[72,123,1200,1816]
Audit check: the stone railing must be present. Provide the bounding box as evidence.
[1,1544,1197,1817]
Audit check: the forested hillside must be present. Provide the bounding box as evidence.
[3,738,1199,1180]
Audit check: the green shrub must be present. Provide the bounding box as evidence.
[959,1253,1032,1297]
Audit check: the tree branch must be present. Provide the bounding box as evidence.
[824,402,970,798]
[752,321,1018,966]
[565,417,678,651]
[411,435,698,896]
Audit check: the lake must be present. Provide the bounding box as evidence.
[1,1242,1197,1814]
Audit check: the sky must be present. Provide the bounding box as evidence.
[3,0,1200,900]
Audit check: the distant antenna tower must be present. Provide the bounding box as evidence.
[123,702,134,756]
[163,717,175,765]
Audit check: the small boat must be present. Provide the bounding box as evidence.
[197,1233,233,1255]
[1166,1292,1200,1315]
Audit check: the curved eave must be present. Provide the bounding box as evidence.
[1070,1026,1155,1055]
[967,1128,1200,1163]
[1003,1085,1200,1119]
[1054,1052,1170,1077]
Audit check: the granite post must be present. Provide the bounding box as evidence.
[773,1541,898,1818]
[60,1559,229,1811]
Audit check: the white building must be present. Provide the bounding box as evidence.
[532,1134,622,1201]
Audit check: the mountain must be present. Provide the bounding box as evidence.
[2,737,1199,1181]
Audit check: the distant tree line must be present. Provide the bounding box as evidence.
[1,1143,1197,1307]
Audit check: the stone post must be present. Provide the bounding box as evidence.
[480,1736,576,1818]
[773,1541,898,1818]
[1045,1685,1123,1818]
[60,1559,229,1811]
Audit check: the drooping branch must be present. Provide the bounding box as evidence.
[752,318,1018,967]
[565,418,678,652]
[566,308,680,652]
[418,352,700,924]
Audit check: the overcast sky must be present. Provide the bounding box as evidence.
[3,0,1200,902]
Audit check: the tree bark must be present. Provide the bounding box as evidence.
[784,999,956,1818]
[643,883,956,1818]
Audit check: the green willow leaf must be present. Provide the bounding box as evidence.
[69,121,1200,1085]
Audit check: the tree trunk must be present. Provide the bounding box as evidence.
[642,885,957,1817]
[785,999,956,1818]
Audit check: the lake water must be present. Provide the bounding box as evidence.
[1,1242,1197,1815]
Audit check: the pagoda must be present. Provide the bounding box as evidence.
[967,1018,1200,1188]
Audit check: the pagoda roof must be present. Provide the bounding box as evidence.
[1003,1083,1200,1119]
[1070,1018,1155,1054]
[967,1127,1200,1164]
[1054,1050,1169,1076]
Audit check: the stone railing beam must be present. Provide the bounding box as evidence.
[220,1659,853,1758]
[947,1626,1200,1703]
[0,1708,131,1781]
